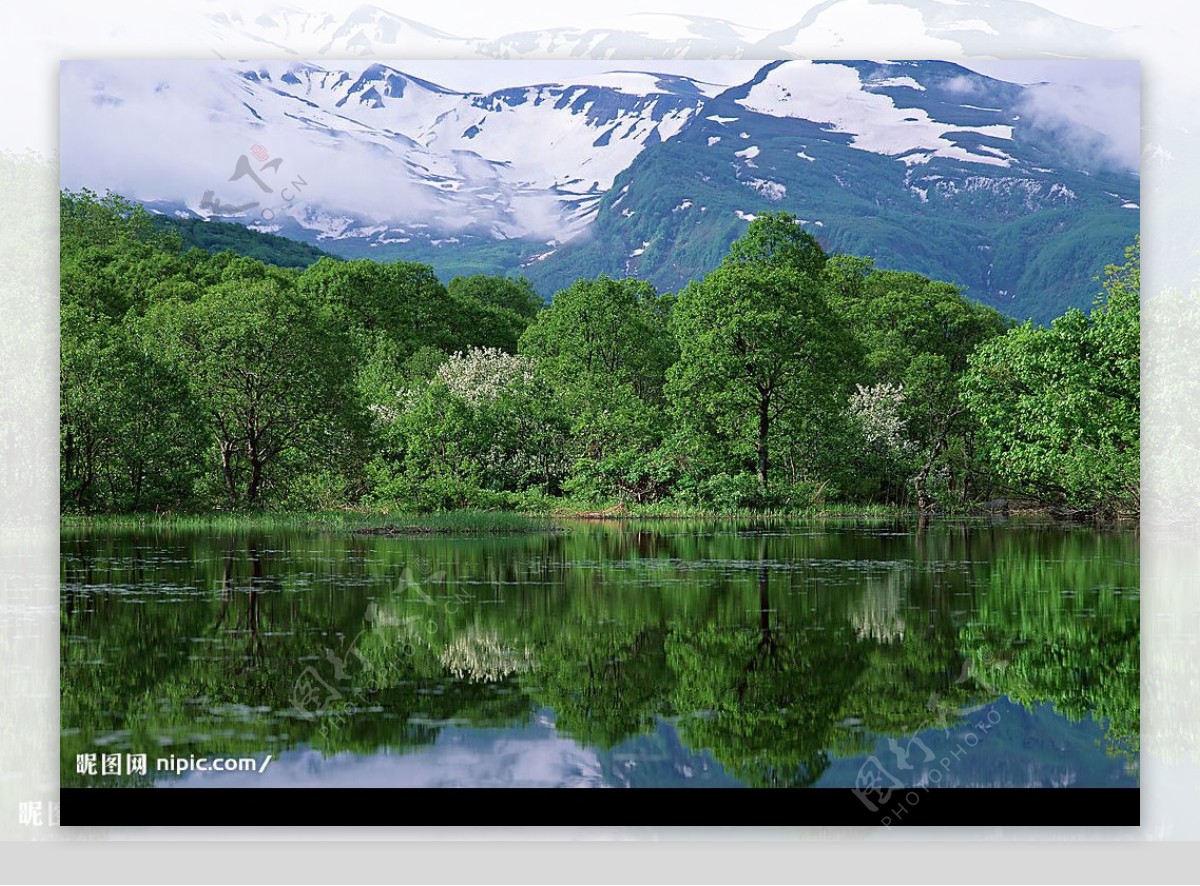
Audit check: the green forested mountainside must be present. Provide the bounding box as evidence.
[153,214,336,268]
[511,96,1139,325]
[265,166,1136,325]
[60,189,1139,518]
[298,60,1138,325]
[140,131,1137,325]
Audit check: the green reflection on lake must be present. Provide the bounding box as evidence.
[60,519,1139,789]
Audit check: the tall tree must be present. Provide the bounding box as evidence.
[723,211,828,280]
[146,277,366,506]
[60,305,205,511]
[519,275,675,401]
[520,276,677,500]
[448,274,542,319]
[668,262,857,491]
[826,260,1009,509]
[297,257,455,356]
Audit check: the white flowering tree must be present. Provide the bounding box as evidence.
[435,347,536,406]
[845,381,922,504]
[848,382,914,458]
[368,346,570,504]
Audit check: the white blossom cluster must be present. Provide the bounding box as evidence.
[367,401,399,424]
[848,382,914,456]
[435,347,536,407]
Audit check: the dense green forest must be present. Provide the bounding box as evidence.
[152,214,336,269]
[60,189,1140,518]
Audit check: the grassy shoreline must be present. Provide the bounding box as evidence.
[59,509,555,535]
[56,500,1082,534]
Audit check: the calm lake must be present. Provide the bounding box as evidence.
[61,519,1139,790]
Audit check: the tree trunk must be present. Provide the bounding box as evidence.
[220,440,238,504]
[246,434,264,505]
[247,457,263,505]
[129,463,144,511]
[757,392,770,488]
[914,469,931,514]
[77,438,96,510]
[63,429,75,493]
[913,417,955,515]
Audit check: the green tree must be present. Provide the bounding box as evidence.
[370,347,570,507]
[519,275,674,401]
[961,239,1139,515]
[60,304,205,511]
[519,276,677,501]
[448,274,542,319]
[668,261,857,493]
[827,260,1008,509]
[297,257,454,356]
[722,211,828,280]
[60,188,179,255]
[146,277,366,507]
[446,289,530,355]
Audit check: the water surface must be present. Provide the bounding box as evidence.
[61,519,1139,789]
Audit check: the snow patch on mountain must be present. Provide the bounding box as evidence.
[867,76,925,91]
[744,178,786,201]
[736,61,1013,168]
[977,145,1015,163]
[924,175,1080,210]
[535,70,724,97]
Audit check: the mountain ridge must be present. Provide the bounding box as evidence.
[61,57,1139,321]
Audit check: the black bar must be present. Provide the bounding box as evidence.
[61,787,1138,827]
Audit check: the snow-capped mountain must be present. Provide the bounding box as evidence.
[527,60,1138,320]
[61,60,708,245]
[60,58,1138,320]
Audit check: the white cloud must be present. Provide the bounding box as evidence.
[959,60,1140,172]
